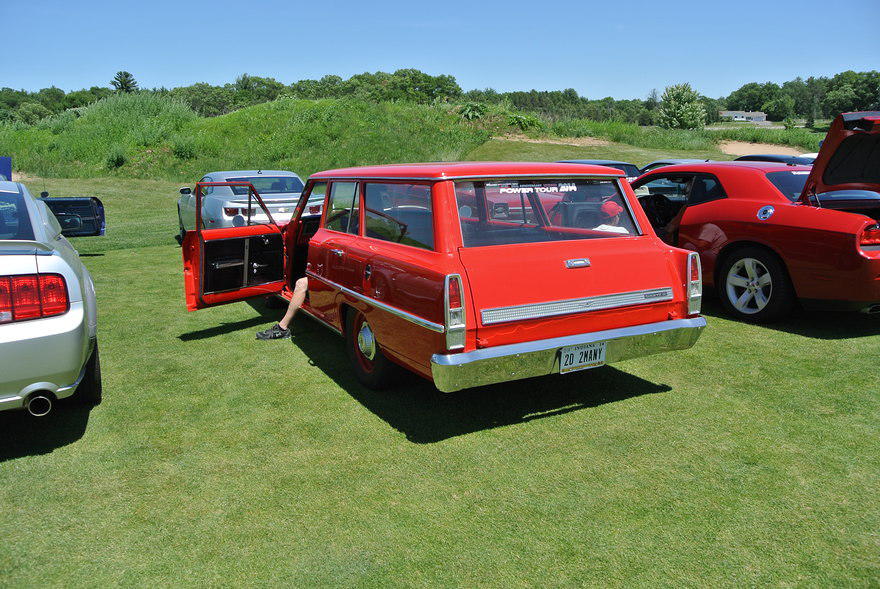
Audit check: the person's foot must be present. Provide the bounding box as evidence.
[255,323,291,340]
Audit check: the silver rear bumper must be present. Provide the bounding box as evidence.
[430,317,706,393]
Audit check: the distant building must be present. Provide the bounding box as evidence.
[719,110,767,122]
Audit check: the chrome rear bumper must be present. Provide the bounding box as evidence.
[430,317,706,393]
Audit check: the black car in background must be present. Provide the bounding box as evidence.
[558,159,641,181]
[734,154,815,165]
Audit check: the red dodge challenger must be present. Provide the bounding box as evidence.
[631,111,880,322]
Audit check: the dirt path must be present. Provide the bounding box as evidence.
[495,133,610,147]
[719,140,802,156]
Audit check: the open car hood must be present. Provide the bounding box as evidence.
[802,111,880,202]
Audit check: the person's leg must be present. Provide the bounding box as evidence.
[279,277,308,330]
[256,277,307,340]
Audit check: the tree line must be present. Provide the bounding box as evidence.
[1,68,877,127]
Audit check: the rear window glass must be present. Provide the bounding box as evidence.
[766,171,809,201]
[455,179,638,247]
[364,183,434,250]
[610,164,641,178]
[0,189,34,240]
[227,176,304,195]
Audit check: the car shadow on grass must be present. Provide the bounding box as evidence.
[0,399,92,462]
[701,297,880,340]
[290,316,671,444]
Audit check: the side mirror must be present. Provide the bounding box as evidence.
[42,197,106,237]
[179,187,192,196]
[40,191,49,198]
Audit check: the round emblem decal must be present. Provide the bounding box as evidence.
[757,205,775,220]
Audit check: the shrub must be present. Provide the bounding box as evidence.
[783,117,798,131]
[105,145,126,169]
[15,102,52,125]
[657,84,706,130]
[507,113,544,132]
[459,102,487,121]
[171,136,197,159]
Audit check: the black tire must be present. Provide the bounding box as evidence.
[74,343,102,406]
[717,246,794,323]
[345,310,397,390]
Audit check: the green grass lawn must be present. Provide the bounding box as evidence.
[1,176,878,586]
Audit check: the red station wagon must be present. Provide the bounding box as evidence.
[181,162,706,392]
[631,111,880,322]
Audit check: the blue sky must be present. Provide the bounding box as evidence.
[3,0,878,99]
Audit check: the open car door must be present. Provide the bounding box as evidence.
[182,182,285,311]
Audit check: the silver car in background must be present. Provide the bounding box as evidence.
[0,181,105,416]
[176,170,316,241]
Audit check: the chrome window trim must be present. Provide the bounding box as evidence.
[613,177,643,235]
[305,270,445,333]
[451,177,644,247]
[481,287,674,325]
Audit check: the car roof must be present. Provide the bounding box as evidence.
[641,161,813,175]
[205,170,300,179]
[644,159,705,165]
[310,161,624,180]
[734,154,812,162]
[557,159,636,166]
[0,180,22,194]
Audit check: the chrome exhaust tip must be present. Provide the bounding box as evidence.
[26,395,52,417]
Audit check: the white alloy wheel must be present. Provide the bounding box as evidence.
[726,257,772,314]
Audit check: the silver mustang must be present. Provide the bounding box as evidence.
[0,181,105,416]
[176,170,318,240]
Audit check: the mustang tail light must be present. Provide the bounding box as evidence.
[860,224,880,247]
[0,274,69,324]
[686,252,702,315]
[444,274,466,350]
[223,207,240,216]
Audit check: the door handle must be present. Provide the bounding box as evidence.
[252,262,268,270]
[330,248,344,257]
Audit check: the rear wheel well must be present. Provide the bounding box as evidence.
[715,241,795,296]
[338,303,354,333]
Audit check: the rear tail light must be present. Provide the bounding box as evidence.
[0,274,69,324]
[686,252,702,315]
[223,207,240,216]
[860,224,880,247]
[444,274,466,350]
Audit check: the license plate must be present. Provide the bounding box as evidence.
[559,341,606,373]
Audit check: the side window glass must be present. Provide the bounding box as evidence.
[200,177,213,196]
[325,182,359,234]
[364,183,434,250]
[633,176,691,203]
[689,176,726,205]
[302,181,327,215]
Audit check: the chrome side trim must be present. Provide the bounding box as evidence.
[305,271,445,333]
[431,317,706,393]
[481,287,674,325]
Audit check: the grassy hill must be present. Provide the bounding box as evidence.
[0,94,825,183]
[0,94,490,180]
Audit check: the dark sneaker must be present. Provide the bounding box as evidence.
[255,323,291,340]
